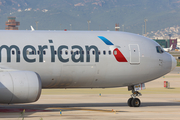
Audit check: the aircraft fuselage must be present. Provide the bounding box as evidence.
[0,30,176,88]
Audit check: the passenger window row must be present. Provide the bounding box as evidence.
[11,50,46,55]
[11,50,112,55]
[56,50,112,55]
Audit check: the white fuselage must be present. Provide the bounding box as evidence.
[0,30,176,88]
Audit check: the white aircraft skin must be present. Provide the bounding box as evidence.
[163,45,173,52]
[0,30,176,107]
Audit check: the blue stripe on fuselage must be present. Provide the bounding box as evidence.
[98,36,114,45]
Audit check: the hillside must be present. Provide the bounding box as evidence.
[1,0,180,35]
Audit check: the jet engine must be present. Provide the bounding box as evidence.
[0,71,42,104]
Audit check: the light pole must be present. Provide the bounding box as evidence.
[144,19,148,36]
[60,24,61,30]
[87,20,91,31]
[122,24,124,31]
[142,25,144,35]
[36,21,39,30]
[70,24,72,30]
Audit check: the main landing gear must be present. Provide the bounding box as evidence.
[127,85,143,107]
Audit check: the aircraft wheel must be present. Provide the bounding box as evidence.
[127,98,133,107]
[131,98,141,107]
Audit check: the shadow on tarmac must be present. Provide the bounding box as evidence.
[1,102,180,118]
[1,101,180,110]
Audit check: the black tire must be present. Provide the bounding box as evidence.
[131,98,141,107]
[127,98,133,107]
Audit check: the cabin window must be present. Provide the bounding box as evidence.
[109,51,111,55]
[12,50,15,55]
[18,51,20,54]
[82,51,84,55]
[38,51,41,55]
[114,50,117,55]
[60,51,62,55]
[103,51,106,55]
[32,51,35,55]
[43,51,45,55]
[87,51,89,55]
[71,51,73,55]
[65,51,68,55]
[98,51,101,55]
[54,51,57,55]
[76,51,79,55]
[92,51,95,55]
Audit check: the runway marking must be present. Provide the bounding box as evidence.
[0,107,122,113]
[46,107,122,113]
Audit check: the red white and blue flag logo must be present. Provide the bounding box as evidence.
[98,36,127,62]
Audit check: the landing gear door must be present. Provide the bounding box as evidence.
[129,44,140,65]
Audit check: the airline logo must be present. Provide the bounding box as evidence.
[98,36,127,62]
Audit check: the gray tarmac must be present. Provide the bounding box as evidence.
[0,67,180,120]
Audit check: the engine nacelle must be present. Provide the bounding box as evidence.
[0,71,42,104]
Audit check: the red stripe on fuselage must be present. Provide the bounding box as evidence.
[113,48,127,62]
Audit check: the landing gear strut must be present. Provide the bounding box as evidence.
[127,86,142,107]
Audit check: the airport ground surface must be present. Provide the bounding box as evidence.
[0,68,180,120]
